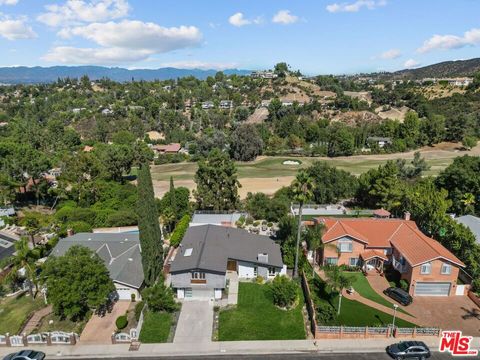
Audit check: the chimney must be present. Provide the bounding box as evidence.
[257,253,268,263]
[67,228,74,237]
[404,212,411,221]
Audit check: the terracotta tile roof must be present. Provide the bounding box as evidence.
[360,249,388,261]
[316,217,464,267]
[373,208,391,217]
[389,223,465,267]
[153,143,181,153]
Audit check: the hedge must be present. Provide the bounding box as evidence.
[170,214,190,247]
[116,315,128,330]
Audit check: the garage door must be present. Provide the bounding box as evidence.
[116,287,133,300]
[190,288,213,299]
[414,282,451,296]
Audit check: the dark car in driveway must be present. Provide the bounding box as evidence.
[2,350,45,360]
[387,341,431,359]
[383,287,413,306]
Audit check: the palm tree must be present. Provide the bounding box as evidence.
[304,224,325,277]
[8,237,39,297]
[461,192,475,214]
[291,170,314,278]
[324,266,352,315]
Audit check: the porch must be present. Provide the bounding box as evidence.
[360,250,388,275]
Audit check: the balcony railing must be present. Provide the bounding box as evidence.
[392,257,406,273]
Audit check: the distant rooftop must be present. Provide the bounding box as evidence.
[190,211,248,227]
[455,215,480,244]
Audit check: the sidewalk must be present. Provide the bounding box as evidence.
[1,336,468,359]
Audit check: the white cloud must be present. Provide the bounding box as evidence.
[42,46,150,65]
[159,61,238,71]
[272,10,298,25]
[0,0,19,5]
[326,0,386,13]
[418,28,480,53]
[379,49,401,60]
[404,59,421,68]
[0,18,36,40]
[37,0,130,27]
[228,12,250,27]
[44,20,203,65]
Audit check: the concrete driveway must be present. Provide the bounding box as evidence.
[80,300,131,344]
[174,300,213,343]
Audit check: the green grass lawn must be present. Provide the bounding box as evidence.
[0,293,46,334]
[309,276,416,328]
[139,311,173,343]
[219,282,306,341]
[344,272,412,316]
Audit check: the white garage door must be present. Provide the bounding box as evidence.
[190,288,213,299]
[414,282,451,296]
[116,287,133,300]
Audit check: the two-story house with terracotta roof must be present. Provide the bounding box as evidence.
[314,215,465,297]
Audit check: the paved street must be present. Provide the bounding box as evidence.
[173,300,214,343]
[69,353,474,360]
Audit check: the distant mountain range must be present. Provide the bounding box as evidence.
[390,58,480,79]
[0,66,252,84]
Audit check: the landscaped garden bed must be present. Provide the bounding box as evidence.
[218,282,305,341]
[0,292,46,335]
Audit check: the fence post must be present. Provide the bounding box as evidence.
[386,327,390,338]
[22,333,28,346]
[46,333,52,346]
[339,326,343,339]
[365,326,368,339]
[111,332,116,344]
[5,333,10,347]
[69,333,76,345]
[413,327,417,338]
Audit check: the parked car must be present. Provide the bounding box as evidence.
[3,350,45,360]
[387,341,431,359]
[383,287,413,306]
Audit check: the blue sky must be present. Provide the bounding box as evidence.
[0,0,479,74]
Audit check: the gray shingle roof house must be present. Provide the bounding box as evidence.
[0,232,17,263]
[190,212,248,227]
[169,225,286,300]
[50,233,144,300]
[455,215,480,244]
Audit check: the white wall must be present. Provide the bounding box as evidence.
[238,261,255,278]
[177,288,185,299]
[114,282,141,301]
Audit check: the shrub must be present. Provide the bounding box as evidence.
[131,293,136,302]
[245,216,254,225]
[116,315,128,330]
[169,214,190,247]
[142,283,179,313]
[269,275,298,308]
[253,221,260,227]
[134,301,144,321]
[400,279,409,291]
[267,222,273,227]
[316,303,336,324]
[255,276,264,284]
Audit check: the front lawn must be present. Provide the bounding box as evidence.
[218,282,305,341]
[0,293,46,335]
[344,272,412,316]
[35,313,89,335]
[309,276,416,328]
[138,311,172,343]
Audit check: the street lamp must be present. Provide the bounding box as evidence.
[391,304,399,336]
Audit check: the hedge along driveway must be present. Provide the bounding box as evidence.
[218,282,305,341]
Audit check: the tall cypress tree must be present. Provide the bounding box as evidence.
[169,176,177,219]
[137,163,163,286]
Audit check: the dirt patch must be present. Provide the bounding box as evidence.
[246,107,269,124]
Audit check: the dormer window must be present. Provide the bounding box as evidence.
[420,262,431,274]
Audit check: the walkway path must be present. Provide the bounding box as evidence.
[20,305,52,335]
[227,271,238,305]
[174,300,213,343]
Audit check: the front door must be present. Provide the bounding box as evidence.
[227,260,237,271]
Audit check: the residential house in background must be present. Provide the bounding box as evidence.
[201,101,215,109]
[50,232,144,300]
[189,211,248,228]
[169,225,286,300]
[152,143,181,156]
[367,136,392,148]
[454,215,480,244]
[251,71,278,79]
[314,215,466,297]
[219,100,233,109]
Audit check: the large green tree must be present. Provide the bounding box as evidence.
[137,163,164,286]
[229,124,264,161]
[42,246,115,320]
[194,149,240,210]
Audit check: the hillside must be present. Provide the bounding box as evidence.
[0,66,251,84]
[392,58,480,79]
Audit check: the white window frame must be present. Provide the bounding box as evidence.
[325,257,338,265]
[441,263,452,275]
[253,266,258,277]
[420,262,431,275]
[349,258,359,267]
[268,267,276,276]
[191,272,206,279]
[337,239,353,253]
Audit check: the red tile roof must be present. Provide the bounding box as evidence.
[373,208,391,217]
[360,249,388,261]
[317,217,464,267]
[153,143,181,153]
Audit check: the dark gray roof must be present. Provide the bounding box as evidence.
[170,225,283,273]
[50,233,144,289]
[455,215,480,243]
[0,232,16,263]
